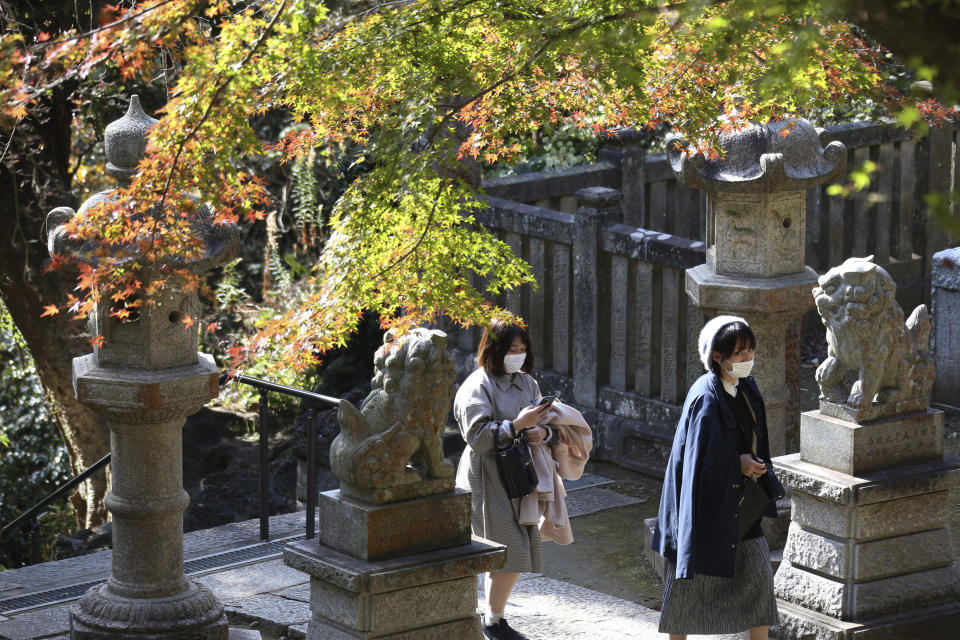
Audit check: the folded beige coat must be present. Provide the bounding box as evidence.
[517,401,594,545]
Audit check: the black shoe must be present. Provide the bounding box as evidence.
[481,618,529,640]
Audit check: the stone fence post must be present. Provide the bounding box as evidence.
[932,247,960,409]
[572,187,621,409]
[598,128,645,227]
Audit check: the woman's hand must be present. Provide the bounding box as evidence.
[740,453,766,479]
[524,425,548,444]
[514,403,550,431]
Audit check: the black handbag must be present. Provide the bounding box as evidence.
[495,425,538,500]
[737,391,785,539]
[737,464,785,540]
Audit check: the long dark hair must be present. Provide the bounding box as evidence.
[708,320,756,377]
[476,320,534,376]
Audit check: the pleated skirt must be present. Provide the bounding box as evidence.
[658,535,779,635]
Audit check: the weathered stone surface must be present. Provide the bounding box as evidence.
[0,604,70,640]
[932,246,960,291]
[800,409,943,474]
[685,265,820,314]
[853,565,960,619]
[776,599,960,640]
[813,257,935,419]
[282,538,505,595]
[73,353,219,422]
[227,630,263,640]
[776,560,847,617]
[196,559,307,601]
[667,117,846,197]
[310,576,475,634]
[778,558,960,621]
[791,489,949,541]
[774,453,960,506]
[338,478,454,506]
[564,487,642,519]
[222,594,309,637]
[330,329,456,500]
[932,247,960,408]
[774,599,858,640]
[819,397,932,424]
[284,536,503,640]
[305,615,480,640]
[783,522,955,581]
[71,582,227,640]
[314,490,471,561]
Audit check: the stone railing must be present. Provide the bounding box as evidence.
[455,119,959,476]
[446,191,705,476]
[484,120,960,310]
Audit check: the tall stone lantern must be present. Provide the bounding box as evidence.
[668,119,846,456]
[46,96,239,639]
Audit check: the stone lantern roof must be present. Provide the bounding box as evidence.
[667,118,847,193]
[48,95,240,274]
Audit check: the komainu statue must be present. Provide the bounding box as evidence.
[813,256,935,415]
[330,328,456,498]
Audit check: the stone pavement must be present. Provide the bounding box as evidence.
[0,476,746,640]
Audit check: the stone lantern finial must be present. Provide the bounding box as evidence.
[104,95,157,184]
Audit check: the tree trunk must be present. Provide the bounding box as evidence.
[0,88,111,529]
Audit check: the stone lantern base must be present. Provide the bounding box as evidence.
[283,490,505,639]
[71,581,227,640]
[772,416,960,640]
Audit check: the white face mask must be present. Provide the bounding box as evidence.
[503,352,527,374]
[724,358,755,378]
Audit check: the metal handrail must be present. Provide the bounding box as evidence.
[2,373,340,566]
[1,453,111,538]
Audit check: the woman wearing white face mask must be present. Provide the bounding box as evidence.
[652,315,779,640]
[454,320,550,640]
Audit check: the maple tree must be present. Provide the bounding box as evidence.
[0,0,954,527]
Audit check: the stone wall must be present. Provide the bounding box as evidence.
[457,120,960,477]
[484,120,960,312]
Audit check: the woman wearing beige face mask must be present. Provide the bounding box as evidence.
[652,315,779,640]
[454,320,550,640]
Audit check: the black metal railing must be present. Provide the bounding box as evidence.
[220,373,340,541]
[1,373,339,566]
[1,453,112,565]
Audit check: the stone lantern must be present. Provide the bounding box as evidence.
[46,96,239,639]
[668,118,846,456]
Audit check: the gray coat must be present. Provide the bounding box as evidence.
[454,368,542,573]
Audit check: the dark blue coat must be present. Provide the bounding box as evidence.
[651,372,775,579]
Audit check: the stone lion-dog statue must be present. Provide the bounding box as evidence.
[813,256,935,410]
[330,327,456,493]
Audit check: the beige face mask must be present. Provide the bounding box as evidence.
[724,358,755,378]
[503,353,526,374]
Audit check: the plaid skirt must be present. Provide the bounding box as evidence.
[659,535,779,635]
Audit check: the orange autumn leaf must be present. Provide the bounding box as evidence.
[41,304,60,317]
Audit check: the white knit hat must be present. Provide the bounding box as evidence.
[698,315,749,372]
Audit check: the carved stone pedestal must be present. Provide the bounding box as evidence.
[283,490,504,639]
[45,96,239,640]
[773,411,960,640]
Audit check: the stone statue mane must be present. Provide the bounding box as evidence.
[813,256,935,414]
[330,328,456,496]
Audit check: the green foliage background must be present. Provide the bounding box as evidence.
[0,303,72,569]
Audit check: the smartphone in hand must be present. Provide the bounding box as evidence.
[538,395,558,407]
